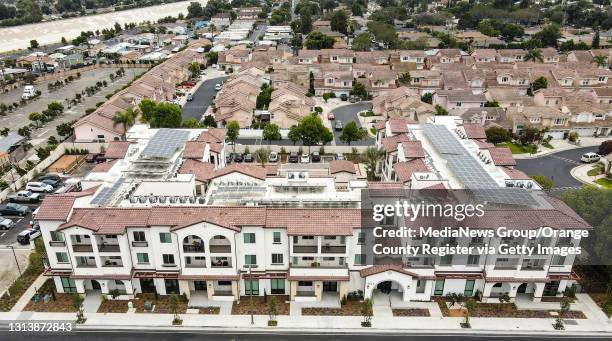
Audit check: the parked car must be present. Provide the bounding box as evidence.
[269,151,279,163]
[244,154,254,162]
[26,182,54,193]
[0,218,14,230]
[233,153,244,163]
[17,229,41,245]
[328,113,335,120]
[581,152,600,163]
[301,153,310,163]
[312,151,321,162]
[288,152,299,163]
[349,95,358,103]
[225,154,233,164]
[22,85,35,100]
[340,94,348,101]
[86,153,105,163]
[335,120,343,131]
[8,190,41,204]
[187,93,193,101]
[215,83,222,91]
[335,153,345,160]
[39,173,61,182]
[41,178,60,188]
[0,203,29,216]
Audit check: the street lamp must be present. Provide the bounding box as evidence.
[7,245,22,276]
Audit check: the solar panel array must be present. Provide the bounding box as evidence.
[423,124,536,206]
[141,129,190,159]
[90,178,126,206]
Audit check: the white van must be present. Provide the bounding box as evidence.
[22,85,35,99]
[581,152,600,163]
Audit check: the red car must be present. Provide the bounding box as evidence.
[181,81,196,87]
[328,113,335,120]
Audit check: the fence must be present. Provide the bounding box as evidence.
[34,63,150,82]
[0,141,106,202]
[230,143,370,154]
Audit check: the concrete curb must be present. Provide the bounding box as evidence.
[570,165,593,186]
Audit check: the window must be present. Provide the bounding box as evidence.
[598,76,605,82]
[56,252,69,263]
[61,277,77,293]
[464,280,475,296]
[322,257,335,261]
[244,233,256,244]
[357,232,365,244]
[582,80,589,85]
[50,231,64,242]
[245,279,259,295]
[518,79,526,85]
[486,115,495,120]
[137,253,149,264]
[302,256,314,261]
[440,255,453,266]
[529,117,541,123]
[271,279,285,294]
[470,236,484,245]
[324,236,336,240]
[245,254,257,266]
[401,56,408,61]
[273,232,281,244]
[298,281,313,286]
[218,281,232,286]
[271,253,283,264]
[302,236,314,240]
[332,56,337,61]
[159,233,172,243]
[554,118,566,125]
[162,254,175,265]
[467,254,480,265]
[551,255,566,266]
[354,254,366,265]
[455,102,462,107]
[501,76,509,82]
[133,231,146,242]
[434,279,445,296]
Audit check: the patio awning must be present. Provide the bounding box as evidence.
[133,271,179,279]
[178,274,239,281]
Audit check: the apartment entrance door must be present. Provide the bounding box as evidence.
[194,281,207,291]
[140,279,156,293]
[323,281,337,292]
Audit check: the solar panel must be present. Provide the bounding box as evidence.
[423,124,536,206]
[90,178,126,206]
[141,128,190,159]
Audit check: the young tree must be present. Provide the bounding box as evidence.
[226,120,240,151]
[361,298,373,327]
[29,112,43,127]
[263,123,281,143]
[0,127,9,136]
[288,125,300,145]
[463,298,476,328]
[594,55,608,68]
[322,92,335,103]
[181,118,203,128]
[254,147,270,167]
[29,40,39,49]
[170,294,181,325]
[256,83,274,109]
[72,294,86,324]
[435,105,448,115]
[592,30,600,49]
[56,121,75,138]
[362,147,384,181]
[112,108,136,140]
[350,82,368,99]
[188,62,200,78]
[340,121,367,145]
[268,296,278,325]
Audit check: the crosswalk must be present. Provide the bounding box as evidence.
[550,155,582,165]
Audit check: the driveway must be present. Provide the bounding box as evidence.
[515,146,598,189]
[181,76,228,121]
[329,102,375,146]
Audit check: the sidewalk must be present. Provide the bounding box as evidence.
[9,274,46,312]
[513,137,606,159]
[570,164,606,187]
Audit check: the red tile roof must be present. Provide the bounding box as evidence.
[502,167,530,180]
[178,159,215,182]
[91,159,118,172]
[389,118,415,134]
[104,141,133,159]
[489,147,516,166]
[197,128,227,143]
[329,160,356,174]
[35,196,76,221]
[266,208,361,236]
[393,159,428,183]
[183,141,205,159]
[401,141,425,158]
[463,123,487,139]
[381,134,411,152]
[474,140,494,149]
[212,163,267,180]
[359,265,433,279]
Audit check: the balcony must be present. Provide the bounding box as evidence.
[72,244,93,252]
[132,241,148,247]
[293,245,317,253]
[76,263,97,268]
[211,257,231,268]
[321,245,346,254]
[209,245,231,253]
[102,261,123,267]
[183,244,205,253]
[49,241,66,247]
[296,291,316,297]
[98,244,120,253]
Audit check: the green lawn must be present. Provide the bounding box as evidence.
[594,178,612,189]
[587,165,603,177]
[495,142,537,154]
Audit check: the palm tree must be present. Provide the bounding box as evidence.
[112,108,136,140]
[362,147,384,181]
[594,55,608,68]
[254,147,270,167]
[209,24,217,39]
[524,49,543,63]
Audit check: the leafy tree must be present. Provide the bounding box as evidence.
[138,99,157,123]
[299,12,313,34]
[594,55,608,68]
[531,76,548,93]
[263,123,281,143]
[478,19,500,37]
[256,83,274,109]
[29,111,43,127]
[363,147,384,181]
[350,82,368,99]
[47,135,58,146]
[361,298,373,327]
[330,10,349,35]
[29,40,39,49]
[398,72,411,85]
[181,118,203,128]
[435,105,448,115]
[308,72,315,95]
[112,108,136,140]
[592,30,600,49]
[187,1,204,18]
[0,127,9,136]
[519,126,542,145]
[270,7,291,25]
[206,51,219,65]
[524,49,543,63]
[254,147,270,167]
[533,24,561,47]
[56,121,75,137]
[484,101,500,107]
[340,121,367,145]
[0,3,17,20]
[203,115,217,127]
[367,21,398,49]
[293,113,333,151]
[16,0,43,24]
[500,24,524,42]
[421,93,433,104]
[18,126,31,139]
[226,120,240,151]
[188,62,200,78]
[486,126,510,144]
[531,175,554,190]
[150,103,181,128]
[322,92,335,103]
[47,101,64,115]
[352,32,371,51]
[288,125,300,145]
[305,32,335,49]
[598,140,612,156]
[351,2,363,16]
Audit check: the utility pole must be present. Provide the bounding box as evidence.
[8,245,22,277]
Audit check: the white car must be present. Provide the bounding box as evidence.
[300,153,310,163]
[26,181,54,193]
[0,218,14,230]
[215,83,222,91]
[581,152,600,163]
[269,151,279,163]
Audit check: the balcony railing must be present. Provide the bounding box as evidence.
[132,241,148,247]
[72,244,93,252]
[102,262,123,267]
[76,263,96,268]
[296,291,316,297]
[183,244,205,253]
[49,241,66,247]
[98,244,120,253]
[293,245,317,253]
[321,245,346,254]
[209,245,231,253]
[213,290,233,296]
[185,263,207,268]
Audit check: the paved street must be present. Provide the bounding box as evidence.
[515,146,598,189]
[329,102,375,146]
[181,76,228,121]
[0,330,604,340]
[249,24,268,42]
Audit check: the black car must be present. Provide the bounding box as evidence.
[0,203,29,216]
[39,173,61,182]
[41,179,60,188]
[312,151,321,162]
[225,154,233,164]
[244,154,254,163]
[288,152,299,163]
[340,94,348,101]
[234,154,244,163]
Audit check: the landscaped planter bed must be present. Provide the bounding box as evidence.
[97,299,130,313]
[0,243,45,312]
[302,298,363,316]
[435,298,586,319]
[133,293,188,314]
[199,307,220,314]
[231,295,289,315]
[23,279,78,313]
[392,308,430,317]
